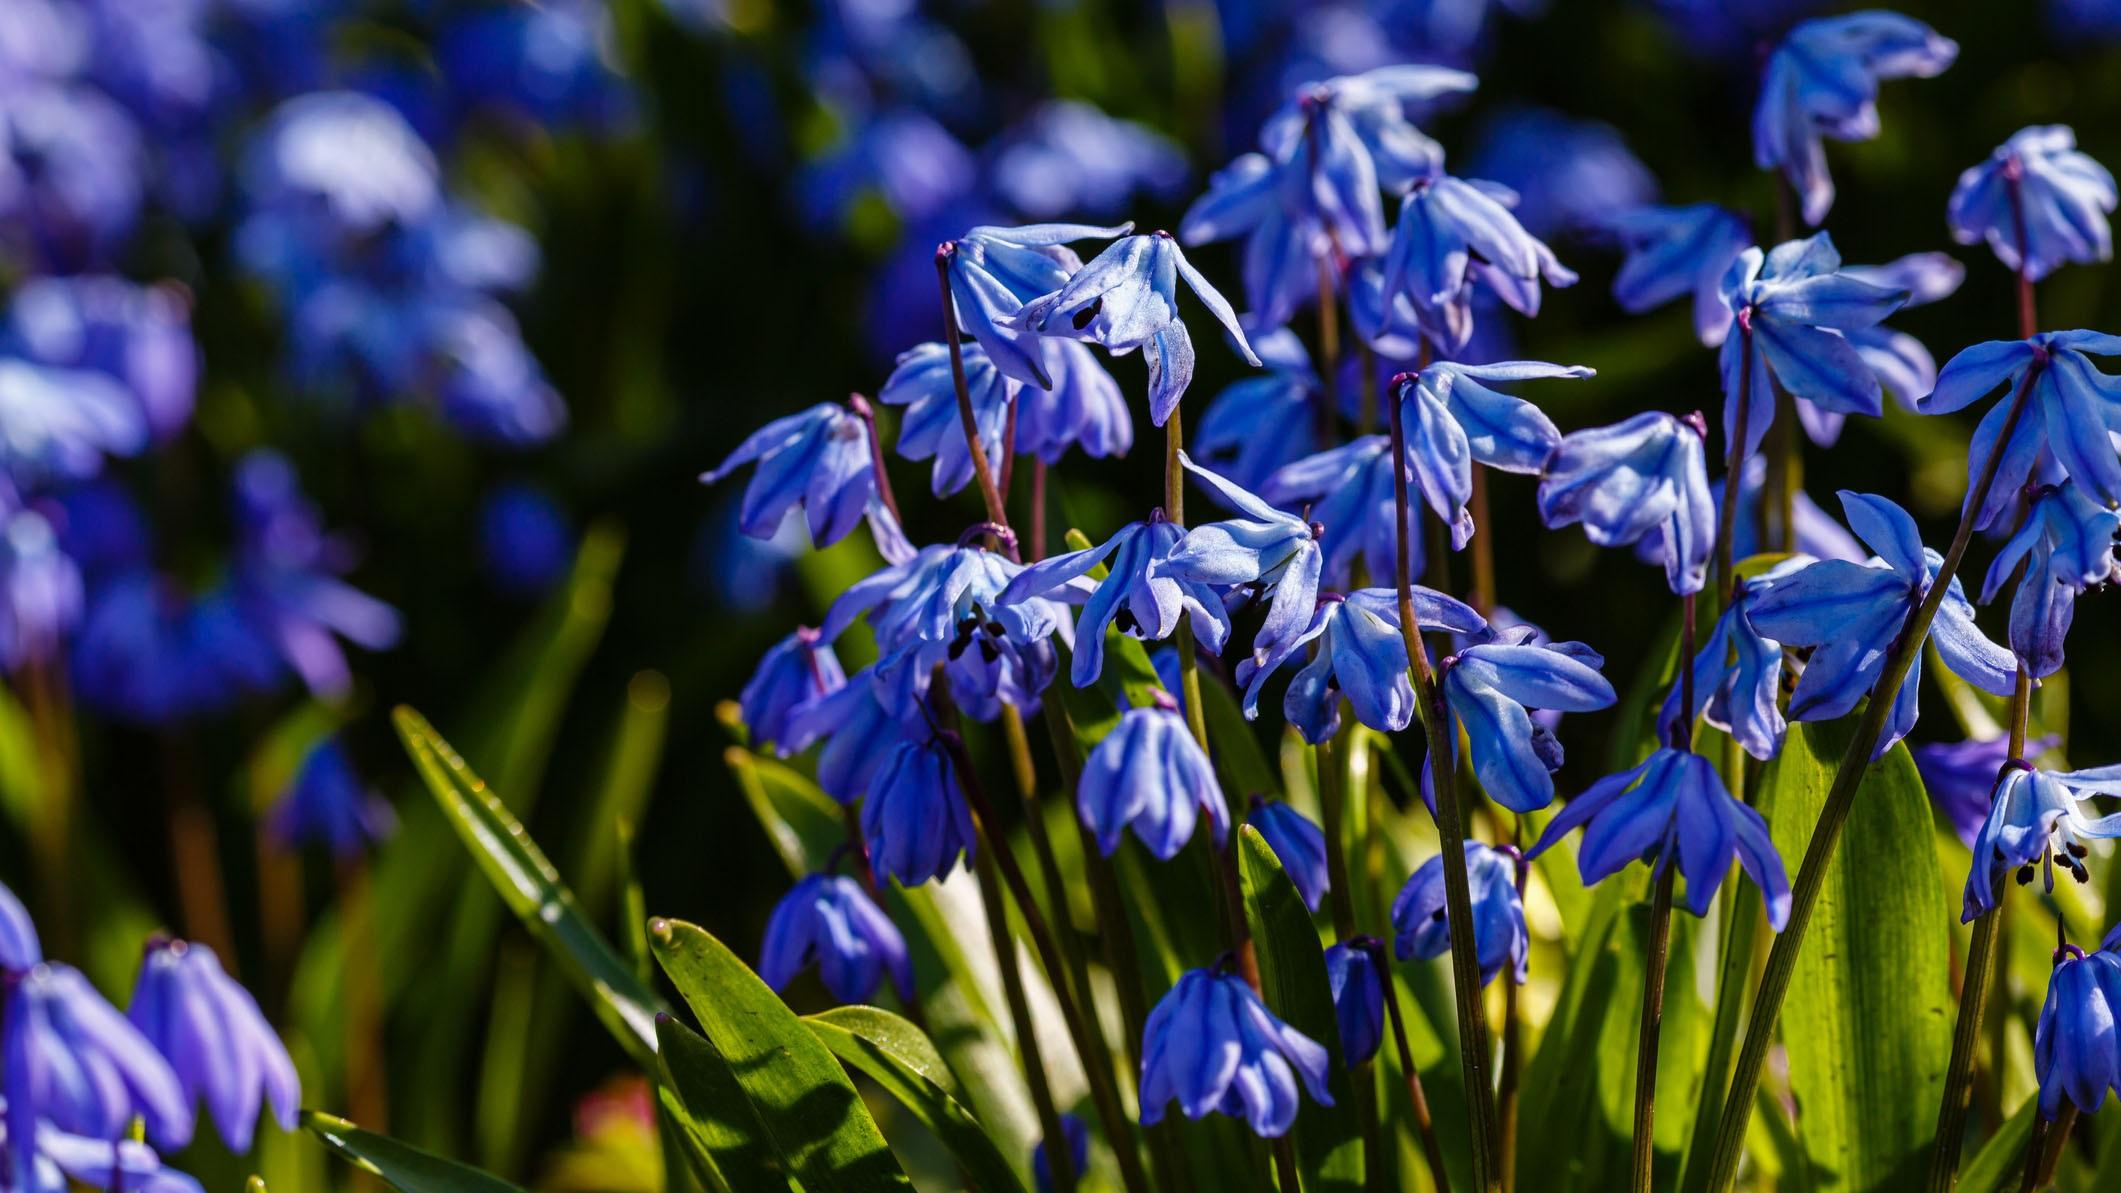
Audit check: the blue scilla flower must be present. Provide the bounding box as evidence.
[1393,843,1529,986]
[1323,941,1384,1065]
[1,1109,207,1191]
[759,873,912,1005]
[1015,231,1261,425]
[4,963,191,1162]
[1179,153,1315,331]
[1539,411,1716,596]
[740,628,844,756]
[787,666,913,804]
[1138,965,1334,1138]
[1032,1114,1090,1193]
[2034,945,2121,1119]
[1963,764,2121,920]
[238,91,441,246]
[436,0,632,132]
[1260,65,1479,209]
[1920,331,2121,531]
[1831,253,1965,433]
[1950,126,2115,282]
[70,573,268,724]
[1243,588,1487,744]
[0,506,81,673]
[940,221,1130,390]
[1913,735,2059,848]
[1261,437,1424,587]
[1658,558,1806,760]
[1633,455,1865,571]
[0,881,37,971]
[998,512,1229,687]
[1397,360,1590,550]
[1440,636,1617,811]
[862,736,977,886]
[0,359,146,487]
[1157,452,1324,662]
[992,101,1188,221]
[1464,106,1657,240]
[1752,12,1957,226]
[1592,203,1754,346]
[1532,748,1792,929]
[1749,492,2016,756]
[1078,697,1229,860]
[1192,329,1322,494]
[1249,799,1329,913]
[880,340,1012,499]
[1980,482,2120,678]
[127,937,299,1154]
[7,276,197,442]
[1015,339,1131,465]
[272,738,395,858]
[477,483,574,597]
[0,83,145,271]
[1383,174,1577,353]
[702,401,882,548]
[1718,234,1910,459]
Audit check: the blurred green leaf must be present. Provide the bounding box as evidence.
[1199,671,1277,801]
[303,1111,526,1193]
[655,1014,791,1193]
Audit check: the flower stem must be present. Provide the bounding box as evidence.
[1165,411,1213,752]
[1274,1136,1304,1193]
[1630,864,1678,1193]
[1390,386,1501,1191]
[1364,936,1453,1193]
[936,251,1018,558]
[849,392,904,528]
[1468,467,1496,615]
[973,846,1076,1193]
[1498,837,1528,1193]
[2026,1105,2076,1191]
[1716,321,1755,596]
[1698,359,2046,1193]
[1208,823,1264,991]
[1031,459,1049,563]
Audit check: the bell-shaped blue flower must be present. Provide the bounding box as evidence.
[1178,153,1315,331]
[997,512,1230,687]
[1383,175,1577,352]
[2034,945,2121,1119]
[1323,942,1384,1065]
[1138,966,1334,1138]
[1016,231,1261,424]
[1078,698,1229,860]
[1249,799,1329,914]
[1242,587,1486,744]
[126,937,300,1153]
[6,276,198,443]
[1913,735,2058,849]
[1538,411,1716,595]
[739,628,844,755]
[1659,559,1805,760]
[1192,329,1322,494]
[941,222,1131,390]
[1531,748,1792,929]
[1980,482,2120,677]
[701,402,884,548]
[0,881,37,971]
[1834,252,1966,432]
[1963,764,2121,920]
[1464,106,1658,241]
[1032,1113,1090,1193]
[1749,492,2018,756]
[1633,455,1867,570]
[1440,636,1617,811]
[1156,452,1325,662]
[1259,66,1479,213]
[1391,842,1528,986]
[1950,126,2116,282]
[3,1117,206,1193]
[1397,360,1590,549]
[1015,339,1131,465]
[861,737,977,886]
[879,340,1013,499]
[759,873,913,1005]
[4,963,191,1158]
[271,738,396,858]
[1922,331,2121,530]
[1261,437,1425,587]
[1591,202,1753,346]
[787,666,914,804]
[1752,12,1957,225]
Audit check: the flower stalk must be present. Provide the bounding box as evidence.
[1360,935,1454,1193]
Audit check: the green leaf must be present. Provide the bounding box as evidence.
[1237,825,1363,1191]
[303,1112,528,1193]
[805,1006,1030,1193]
[1197,670,1278,801]
[650,917,914,1191]
[1763,719,1951,1193]
[393,705,667,1068]
[655,1014,793,1193]
[1958,1096,2036,1193]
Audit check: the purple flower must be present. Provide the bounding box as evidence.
[2034,945,2121,1119]
[2,1117,205,1193]
[759,874,912,1005]
[1014,339,1131,466]
[1323,942,1384,1064]
[1383,175,1577,353]
[940,221,1130,390]
[5,963,191,1171]
[476,483,574,597]
[1191,329,1323,494]
[1249,799,1330,913]
[0,506,81,673]
[998,513,1228,687]
[1078,700,1229,860]
[6,276,197,442]
[1032,1114,1090,1193]
[786,666,914,804]
[1242,587,1485,744]
[1538,411,1716,595]
[0,83,146,270]
[271,738,396,858]
[1261,437,1425,588]
[1635,455,1864,567]
[1157,453,1324,665]
[1980,482,2120,677]
[0,881,38,971]
[799,110,974,230]
[1178,153,1314,331]
[1659,559,1805,760]
[1950,126,2115,282]
[1912,735,2059,848]
[861,737,977,886]
[1138,967,1334,1138]
[1396,361,1590,550]
[1392,842,1529,986]
[127,938,299,1153]
[702,401,885,548]
[1920,331,2121,531]
[1591,203,1754,345]
[1963,764,2121,920]
[0,359,146,486]
[879,341,1011,500]
[239,92,441,243]
[1464,106,1657,240]
[1440,636,1617,811]
[992,102,1187,220]
[1836,252,1966,425]
[740,629,844,756]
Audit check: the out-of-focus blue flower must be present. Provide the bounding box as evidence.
[1750,492,2017,757]
[2034,945,2121,1120]
[1921,331,2121,530]
[476,483,574,597]
[1192,329,1322,494]
[993,101,1187,220]
[1,1110,206,1193]
[1392,842,1528,986]
[1659,559,1805,760]
[1837,252,1964,422]
[998,512,1229,687]
[1950,126,2115,283]
[1635,455,1865,567]
[1015,232,1261,424]
[740,629,844,756]
[240,91,441,245]
[272,738,395,858]
[941,221,1129,390]
[437,0,631,132]
[759,873,912,1005]
[0,359,145,486]
[1323,941,1383,1064]
[71,573,273,725]
[1032,1114,1089,1193]
[1249,799,1329,913]
[0,506,81,673]
[2049,0,2121,39]
[1752,12,1957,226]
[1396,360,1590,549]
[0,83,145,270]
[127,937,299,1154]
[861,736,976,886]
[1179,153,1314,331]
[787,666,912,804]
[1384,174,1576,353]
[0,880,38,971]
[1464,106,1656,240]
[1015,339,1131,465]
[1913,735,2060,848]
[6,276,196,442]
[1261,437,1424,587]
[1440,636,1616,811]
[1078,699,1229,860]
[1718,234,1910,459]
[800,109,975,230]
[1157,452,1324,663]
[1242,588,1485,744]
[1590,203,1753,345]
[1980,482,2119,677]
[1648,0,1830,58]
[879,341,1012,499]
[1539,411,1715,595]
[1138,966,1334,1138]
[1532,747,1792,927]
[4,963,191,1169]
[1964,764,2121,920]
[702,401,891,549]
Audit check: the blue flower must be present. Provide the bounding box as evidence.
[787,666,914,804]
[1920,331,2121,530]
[941,222,1131,390]
[70,573,270,725]
[1659,559,1806,760]
[1718,234,1910,459]
[1242,587,1485,744]
[1391,842,1528,986]
[1249,799,1330,913]
[1950,126,2116,282]
[1828,251,1966,432]
[1179,153,1314,330]
[879,340,1012,499]
[759,874,912,1005]
[1591,203,1753,345]
[1383,175,1577,353]
[127,937,300,1154]
[1531,748,1792,928]
[1980,482,2120,677]
[1748,491,2018,755]
[740,629,845,756]
[1439,636,1617,811]
[1191,329,1322,494]
[1015,231,1261,425]
[862,737,977,886]
[2,1116,205,1193]
[271,739,396,859]
[1752,12,1957,226]
[1634,455,1866,569]
[4,963,191,1167]
[1913,735,2059,848]
[1032,1114,1090,1193]
[0,83,145,271]
[992,102,1188,220]
[1260,65,1479,209]
[1138,966,1334,1138]
[1963,764,2121,920]
[1157,452,1324,662]
[1323,942,1384,1065]
[1538,411,1716,595]
[6,276,197,442]
[702,401,884,547]
[476,483,574,597]
[0,359,146,487]
[998,512,1229,687]
[0,881,37,971]
[2034,945,2121,1119]
[1464,106,1657,240]
[1015,339,1131,465]
[0,507,82,673]
[239,91,441,245]
[1078,699,1229,860]
[1261,437,1425,587]
[1396,360,1590,550]
[436,0,632,131]
[798,110,975,231]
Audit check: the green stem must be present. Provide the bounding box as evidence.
[1716,321,1755,597]
[1678,882,1762,1193]
[974,848,1076,1193]
[1367,937,1453,1193]
[1166,411,1212,752]
[1630,865,1678,1193]
[1318,729,1359,940]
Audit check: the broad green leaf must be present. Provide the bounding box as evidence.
[303,1112,527,1193]
[1764,719,1950,1193]
[805,1006,1030,1193]
[1960,1096,2036,1193]
[1237,825,1363,1190]
[393,705,666,1067]
[656,1014,792,1193]
[1198,670,1277,800]
[650,917,914,1191]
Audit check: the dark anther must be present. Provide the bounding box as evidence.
[948,638,971,661]
[1115,608,1139,634]
[977,640,1000,663]
[2017,864,2037,886]
[2068,841,2090,859]
[1431,908,1447,923]
[983,620,1005,637]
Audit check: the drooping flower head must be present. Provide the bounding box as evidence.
[1658,558,1806,760]
[1639,455,1864,567]
[126,937,300,1153]
[998,512,1230,687]
[1439,633,1617,811]
[1032,1113,1090,1193]
[1156,452,1325,661]
[1383,175,1577,353]
[1014,339,1131,466]
[1950,126,2115,282]
[4,963,192,1170]
[938,221,1130,390]
[1834,251,1966,430]
[1249,798,1329,913]
[271,738,396,858]
[1963,763,2121,921]
[739,628,844,756]
[1589,202,1753,345]
[702,400,903,555]
[879,340,1013,500]
[2033,944,2121,1120]
[1395,360,1591,549]
[759,873,913,1005]
[1078,696,1229,860]
[1979,481,2120,678]
[1323,941,1385,1065]
[861,736,977,886]
[786,666,914,805]
[1913,735,2059,848]
[1261,437,1425,587]
[1191,329,1323,494]
[1921,331,2121,530]
[1391,842,1529,986]
[1241,587,1485,744]
[1138,965,1335,1138]
[1539,411,1715,595]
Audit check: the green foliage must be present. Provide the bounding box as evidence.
[303,1113,529,1193]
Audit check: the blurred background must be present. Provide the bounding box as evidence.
[7,0,2121,1187]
